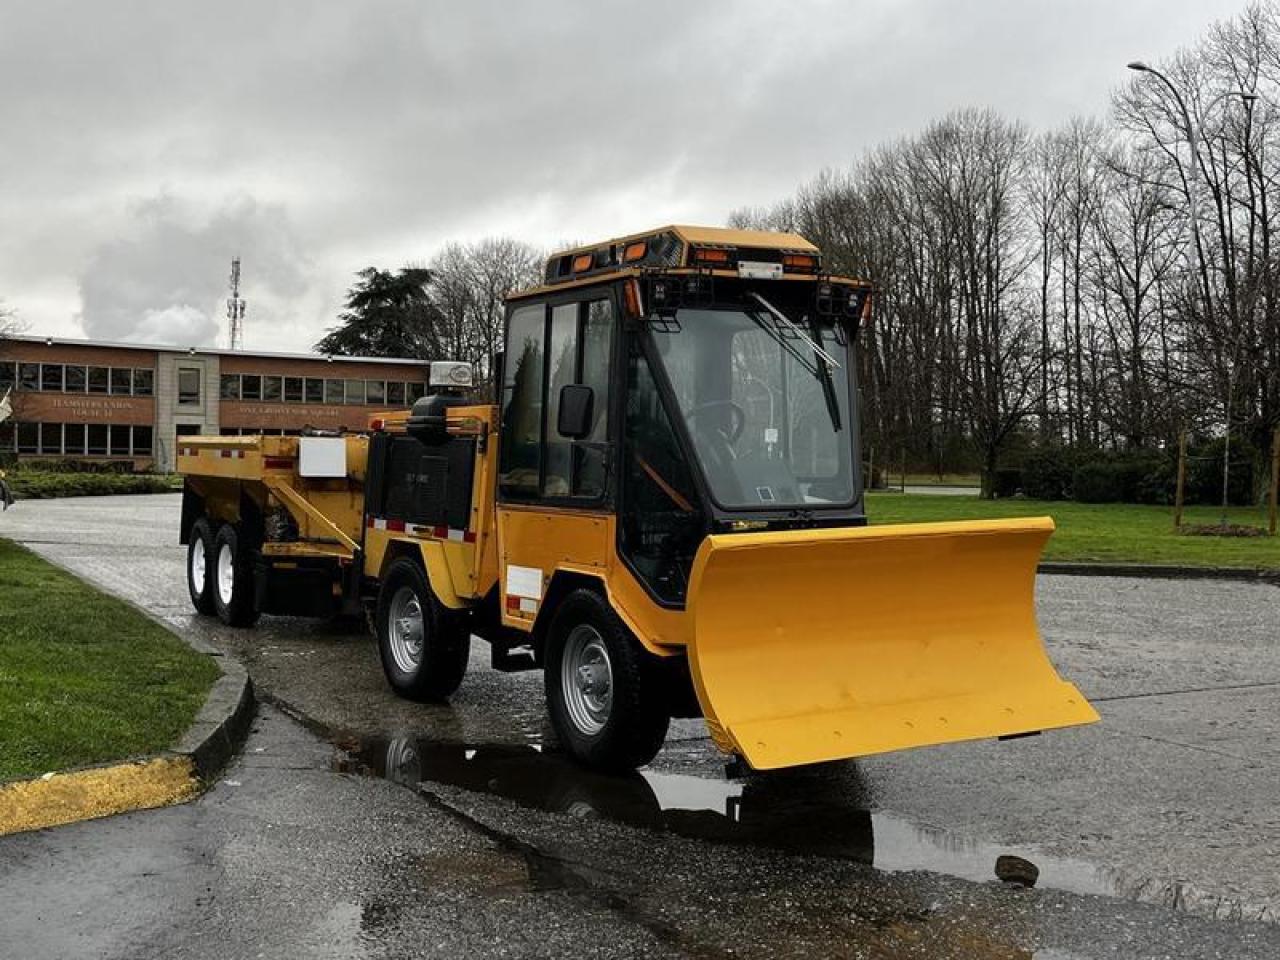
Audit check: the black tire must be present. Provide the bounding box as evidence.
[211,523,260,627]
[376,559,470,701]
[186,517,217,616]
[545,588,670,772]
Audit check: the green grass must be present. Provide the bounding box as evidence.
[866,493,1280,570]
[0,539,219,782]
[5,470,180,498]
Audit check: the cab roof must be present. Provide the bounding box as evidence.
[523,225,824,295]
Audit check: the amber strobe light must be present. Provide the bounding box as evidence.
[623,241,648,262]
[572,253,593,273]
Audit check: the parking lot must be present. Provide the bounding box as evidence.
[2,493,1279,958]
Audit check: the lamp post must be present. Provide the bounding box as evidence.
[1127,61,1256,523]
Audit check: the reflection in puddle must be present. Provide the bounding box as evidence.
[335,737,1118,901]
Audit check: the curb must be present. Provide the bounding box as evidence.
[1038,561,1280,586]
[0,545,256,835]
[172,657,256,781]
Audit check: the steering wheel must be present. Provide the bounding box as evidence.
[684,400,747,445]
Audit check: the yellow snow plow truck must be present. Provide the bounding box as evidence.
[178,226,1098,772]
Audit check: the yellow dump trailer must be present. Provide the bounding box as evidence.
[178,225,1098,772]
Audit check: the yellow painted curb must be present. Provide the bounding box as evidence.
[0,756,198,836]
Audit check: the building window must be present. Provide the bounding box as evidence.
[65,365,87,393]
[176,424,203,437]
[133,425,153,455]
[220,374,241,400]
[305,378,323,403]
[64,423,87,456]
[241,374,261,401]
[87,424,108,455]
[19,363,39,391]
[110,425,131,456]
[88,366,109,394]
[366,380,386,405]
[133,369,154,396]
[110,368,132,395]
[324,379,344,404]
[17,422,38,453]
[38,423,62,454]
[178,368,201,405]
[263,375,282,402]
[386,381,405,406]
[41,364,65,392]
[284,377,303,403]
[0,362,15,390]
[407,382,425,402]
[344,379,366,405]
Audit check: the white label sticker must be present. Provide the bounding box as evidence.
[505,564,543,599]
[764,427,779,444]
[738,260,783,280]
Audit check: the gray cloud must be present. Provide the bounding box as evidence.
[77,194,310,348]
[0,0,1255,351]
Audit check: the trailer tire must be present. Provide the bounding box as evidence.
[186,517,217,616]
[545,588,670,772]
[212,523,260,627]
[376,559,470,701]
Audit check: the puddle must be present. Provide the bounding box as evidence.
[335,736,1119,901]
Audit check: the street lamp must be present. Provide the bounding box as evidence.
[1127,60,1257,522]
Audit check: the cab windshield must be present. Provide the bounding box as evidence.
[649,306,855,510]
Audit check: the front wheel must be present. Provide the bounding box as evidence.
[545,589,670,772]
[375,559,470,701]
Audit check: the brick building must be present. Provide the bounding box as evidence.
[0,335,430,472]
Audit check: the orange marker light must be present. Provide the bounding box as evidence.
[783,253,818,272]
[623,278,644,319]
[623,241,648,262]
[692,247,730,264]
[572,253,593,273]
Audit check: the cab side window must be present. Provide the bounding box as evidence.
[545,299,613,498]
[499,297,615,501]
[498,304,545,497]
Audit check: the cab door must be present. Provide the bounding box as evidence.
[495,290,617,629]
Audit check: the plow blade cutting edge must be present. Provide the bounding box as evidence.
[685,517,1099,770]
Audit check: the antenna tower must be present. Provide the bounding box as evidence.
[227,257,246,350]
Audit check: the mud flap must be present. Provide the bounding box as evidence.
[686,518,1099,770]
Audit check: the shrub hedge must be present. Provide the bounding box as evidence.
[1012,442,1259,505]
[6,470,178,498]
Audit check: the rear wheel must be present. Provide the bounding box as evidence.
[186,517,217,615]
[212,523,259,627]
[545,589,670,772]
[376,559,470,701]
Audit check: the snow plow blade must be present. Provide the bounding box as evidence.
[686,517,1098,770]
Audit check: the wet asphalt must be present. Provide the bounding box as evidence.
[2,493,1279,959]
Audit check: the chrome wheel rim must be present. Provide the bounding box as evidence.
[190,535,206,593]
[560,625,613,736]
[388,586,425,674]
[216,542,235,605]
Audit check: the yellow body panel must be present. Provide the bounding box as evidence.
[685,517,1099,769]
[496,507,690,653]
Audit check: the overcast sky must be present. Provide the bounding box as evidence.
[0,0,1256,354]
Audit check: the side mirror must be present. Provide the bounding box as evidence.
[557,384,594,440]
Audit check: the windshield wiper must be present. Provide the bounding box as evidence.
[748,292,841,369]
[746,292,843,432]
